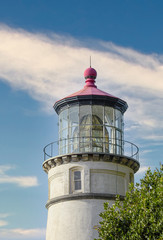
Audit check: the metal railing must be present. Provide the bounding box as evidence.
[43,137,139,162]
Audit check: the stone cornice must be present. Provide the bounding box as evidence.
[46,193,125,209]
[42,153,139,173]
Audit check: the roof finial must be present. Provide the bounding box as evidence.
[90,56,91,67]
[84,66,97,89]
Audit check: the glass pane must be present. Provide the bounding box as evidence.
[115,109,122,129]
[62,129,68,139]
[75,181,81,190]
[69,106,79,139]
[69,142,74,153]
[59,109,68,154]
[62,109,68,129]
[92,128,103,137]
[74,171,81,190]
[92,105,103,124]
[69,106,79,125]
[105,106,114,126]
[63,139,68,154]
[59,112,63,134]
[103,126,109,152]
[79,105,92,125]
[72,126,79,138]
[74,171,81,180]
[109,127,116,154]
[116,130,123,155]
[79,106,92,152]
[92,124,103,152]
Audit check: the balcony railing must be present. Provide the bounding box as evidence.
[43,137,139,162]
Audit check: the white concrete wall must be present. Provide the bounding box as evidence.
[46,199,115,240]
[46,160,134,240]
[48,161,133,199]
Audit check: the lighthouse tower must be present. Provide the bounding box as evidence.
[43,67,140,240]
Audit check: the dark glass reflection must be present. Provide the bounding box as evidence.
[74,171,81,190]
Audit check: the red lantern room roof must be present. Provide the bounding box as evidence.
[65,67,118,98]
[54,67,128,114]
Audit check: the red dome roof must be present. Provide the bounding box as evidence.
[54,67,128,114]
[65,67,117,98]
[65,83,117,98]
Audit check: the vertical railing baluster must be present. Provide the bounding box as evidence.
[52,143,53,157]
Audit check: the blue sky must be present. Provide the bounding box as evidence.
[0,0,163,239]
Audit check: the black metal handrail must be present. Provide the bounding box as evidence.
[43,137,139,162]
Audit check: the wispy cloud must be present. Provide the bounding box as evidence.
[0,24,162,149]
[140,149,153,155]
[0,213,10,227]
[0,165,38,187]
[0,228,46,239]
[0,213,10,218]
[0,214,46,239]
[136,166,149,174]
[0,220,8,227]
[142,135,163,141]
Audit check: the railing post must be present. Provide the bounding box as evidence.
[51,144,52,158]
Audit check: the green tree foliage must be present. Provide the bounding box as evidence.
[95,167,163,240]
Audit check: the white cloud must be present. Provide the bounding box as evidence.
[0,213,10,227]
[143,135,163,141]
[136,166,149,174]
[0,220,8,227]
[0,165,38,187]
[0,176,38,187]
[0,165,14,175]
[0,24,163,104]
[140,149,153,155]
[0,228,46,239]
[0,213,10,218]
[0,214,46,239]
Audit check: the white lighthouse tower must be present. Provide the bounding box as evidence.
[43,67,140,240]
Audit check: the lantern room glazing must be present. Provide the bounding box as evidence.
[58,104,124,155]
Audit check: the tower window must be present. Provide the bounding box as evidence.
[74,171,81,190]
[70,168,83,193]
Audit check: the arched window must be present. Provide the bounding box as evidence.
[74,171,81,190]
[70,167,83,193]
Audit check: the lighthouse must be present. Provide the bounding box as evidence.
[43,67,140,240]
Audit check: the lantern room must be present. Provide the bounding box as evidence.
[54,67,128,156]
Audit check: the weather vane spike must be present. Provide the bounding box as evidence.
[90,56,91,67]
